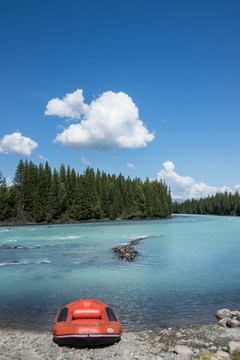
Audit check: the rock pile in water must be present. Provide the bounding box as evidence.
[112,244,138,261]
[112,236,149,261]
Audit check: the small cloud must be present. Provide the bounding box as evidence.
[56,124,65,130]
[0,132,38,156]
[46,89,154,151]
[234,184,240,191]
[127,163,135,169]
[6,176,13,187]
[38,155,49,161]
[157,161,233,199]
[81,156,91,165]
[160,120,166,123]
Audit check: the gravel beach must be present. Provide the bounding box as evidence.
[0,324,240,360]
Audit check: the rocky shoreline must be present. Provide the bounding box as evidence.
[0,321,239,360]
[0,216,173,228]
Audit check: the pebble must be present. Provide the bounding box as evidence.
[174,345,194,356]
[151,348,160,354]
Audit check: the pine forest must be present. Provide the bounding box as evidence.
[0,160,172,223]
[173,191,240,216]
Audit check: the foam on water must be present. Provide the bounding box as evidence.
[0,261,29,266]
[55,235,81,240]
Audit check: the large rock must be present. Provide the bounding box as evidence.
[216,309,232,319]
[174,345,194,356]
[218,317,232,327]
[216,350,230,359]
[226,319,240,328]
[228,341,240,354]
[230,311,240,317]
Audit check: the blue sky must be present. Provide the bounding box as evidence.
[0,0,240,199]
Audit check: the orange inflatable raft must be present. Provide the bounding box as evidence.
[53,299,122,346]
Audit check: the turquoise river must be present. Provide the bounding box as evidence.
[0,214,239,331]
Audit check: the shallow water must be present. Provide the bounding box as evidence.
[0,215,239,331]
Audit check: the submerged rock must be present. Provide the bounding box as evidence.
[130,237,148,246]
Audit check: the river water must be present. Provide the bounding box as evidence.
[0,215,239,331]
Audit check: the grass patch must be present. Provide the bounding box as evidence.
[199,352,216,360]
[231,350,240,360]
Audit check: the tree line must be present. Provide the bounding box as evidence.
[173,191,240,216]
[0,160,172,223]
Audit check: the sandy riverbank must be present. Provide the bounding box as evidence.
[0,324,239,360]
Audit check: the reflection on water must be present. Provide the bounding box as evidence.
[0,215,240,331]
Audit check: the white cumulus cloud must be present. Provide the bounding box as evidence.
[0,132,38,156]
[45,89,154,151]
[157,161,233,199]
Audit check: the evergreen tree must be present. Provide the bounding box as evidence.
[5,187,18,219]
[47,169,59,221]
[0,172,7,220]
[13,159,25,218]
[143,178,154,217]
[22,160,38,219]
[100,171,109,218]
[71,176,84,220]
